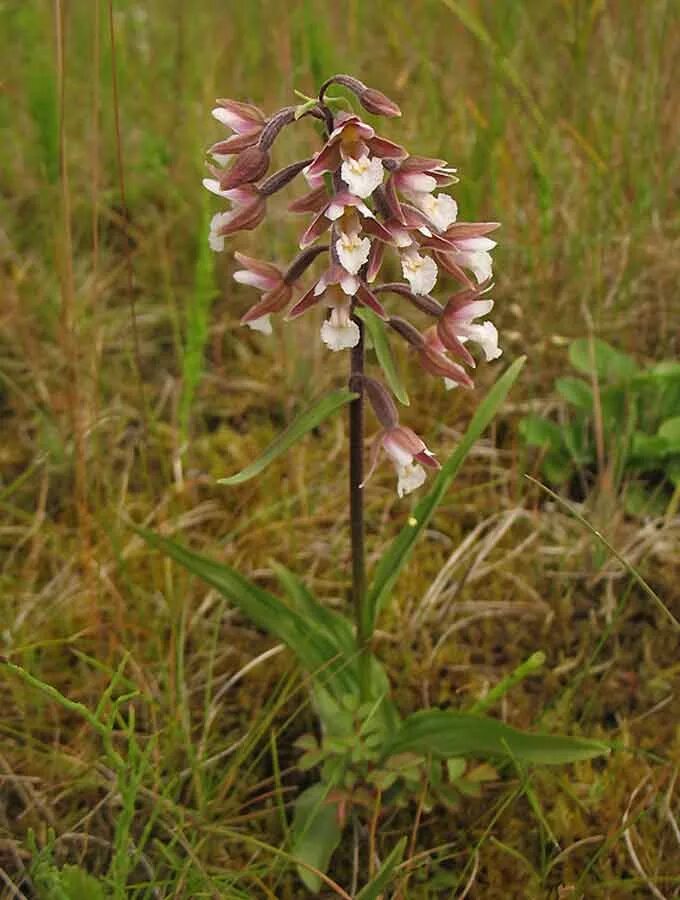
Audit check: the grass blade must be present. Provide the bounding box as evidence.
[217,389,357,485]
[525,476,680,630]
[356,837,407,900]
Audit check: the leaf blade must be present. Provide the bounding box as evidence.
[356,837,407,900]
[136,528,358,694]
[367,357,526,627]
[356,307,409,405]
[218,389,357,485]
[291,783,343,893]
[382,710,609,765]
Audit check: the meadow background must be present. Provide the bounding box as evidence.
[1,0,679,897]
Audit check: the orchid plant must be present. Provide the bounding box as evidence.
[142,75,608,894]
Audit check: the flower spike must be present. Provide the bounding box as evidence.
[204,74,502,494]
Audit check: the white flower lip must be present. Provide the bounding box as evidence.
[401,251,438,296]
[320,306,360,351]
[340,155,384,199]
[335,233,371,276]
[413,191,458,231]
[396,462,426,497]
[245,314,273,335]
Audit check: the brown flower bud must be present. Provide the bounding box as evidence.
[388,316,425,348]
[374,284,444,317]
[358,87,402,118]
[363,376,398,429]
[283,245,328,284]
[209,131,261,156]
[219,146,270,190]
[259,158,313,196]
[258,106,296,151]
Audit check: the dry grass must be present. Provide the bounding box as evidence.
[1,0,679,896]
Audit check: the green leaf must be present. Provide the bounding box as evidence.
[555,376,593,410]
[271,562,356,656]
[569,338,637,382]
[217,389,357,485]
[381,710,609,765]
[658,417,680,448]
[367,357,525,627]
[136,528,356,696]
[630,432,669,461]
[57,867,107,900]
[519,413,562,450]
[291,783,343,893]
[356,836,407,900]
[541,452,573,485]
[356,307,409,405]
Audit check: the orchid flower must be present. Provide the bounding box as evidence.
[204,75,502,496]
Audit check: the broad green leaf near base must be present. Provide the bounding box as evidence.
[367,356,526,628]
[291,783,343,893]
[218,389,356,485]
[381,710,609,764]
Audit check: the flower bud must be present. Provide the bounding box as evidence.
[374,283,443,317]
[258,106,296,151]
[363,376,398,429]
[388,316,425,348]
[358,87,402,118]
[219,146,270,190]
[283,245,328,284]
[259,158,313,196]
[209,131,261,156]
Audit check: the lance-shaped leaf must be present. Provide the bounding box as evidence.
[367,357,526,628]
[381,710,609,765]
[356,307,409,406]
[291,783,343,893]
[218,389,357,485]
[271,562,356,656]
[356,837,407,900]
[136,528,357,696]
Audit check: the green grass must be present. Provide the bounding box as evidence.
[0,0,678,896]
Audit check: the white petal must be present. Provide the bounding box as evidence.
[233,269,273,291]
[443,377,460,390]
[412,192,458,231]
[320,318,360,351]
[463,321,502,360]
[210,152,231,166]
[211,107,239,128]
[340,155,384,199]
[203,177,230,198]
[336,233,371,275]
[208,212,230,252]
[454,237,497,252]
[245,315,272,335]
[403,173,437,193]
[339,272,360,295]
[326,201,346,220]
[396,462,426,497]
[401,251,438,295]
[383,439,413,468]
[453,249,493,284]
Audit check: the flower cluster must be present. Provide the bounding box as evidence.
[204,75,502,495]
